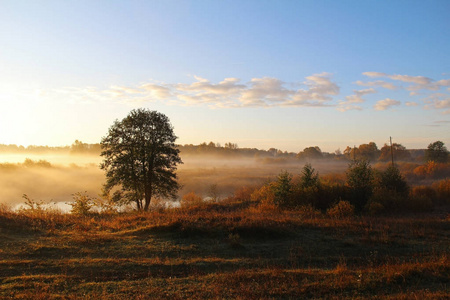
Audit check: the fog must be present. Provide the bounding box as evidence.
[0,153,349,209]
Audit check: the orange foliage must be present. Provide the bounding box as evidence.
[181,191,204,208]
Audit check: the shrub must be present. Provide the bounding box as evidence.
[369,188,406,212]
[234,186,257,203]
[326,200,354,219]
[22,194,44,211]
[365,201,385,216]
[410,186,437,203]
[315,184,348,211]
[407,195,434,212]
[433,178,450,204]
[69,192,95,215]
[251,185,275,204]
[181,191,204,208]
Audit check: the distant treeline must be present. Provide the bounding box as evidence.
[1,139,448,163]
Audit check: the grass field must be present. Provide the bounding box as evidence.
[0,200,449,299]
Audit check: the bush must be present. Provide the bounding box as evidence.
[181,191,204,208]
[433,178,450,204]
[369,188,406,212]
[326,200,354,219]
[410,186,437,204]
[365,201,385,216]
[69,192,95,215]
[407,195,434,212]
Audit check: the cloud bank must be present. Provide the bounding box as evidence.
[34,72,450,113]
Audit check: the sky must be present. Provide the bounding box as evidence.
[0,0,449,153]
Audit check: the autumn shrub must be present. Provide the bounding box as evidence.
[326,200,354,219]
[320,173,346,186]
[180,191,204,208]
[406,186,435,212]
[368,188,406,213]
[410,186,437,203]
[250,185,277,212]
[365,201,384,216]
[291,186,318,208]
[69,192,96,215]
[407,194,434,212]
[432,178,450,204]
[413,161,450,180]
[314,184,348,211]
[234,186,257,203]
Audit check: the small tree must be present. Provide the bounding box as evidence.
[272,171,293,207]
[346,160,374,211]
[380,165,409,198]
[425,141,448,163]
[100,109,182,211]
[300,163,320,189]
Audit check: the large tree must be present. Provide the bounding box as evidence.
[378,143,411,162]
[100,109,182,211]
[425,141,449,163]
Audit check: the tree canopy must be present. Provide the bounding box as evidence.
[100,109,182,211]
[425,141,449,163]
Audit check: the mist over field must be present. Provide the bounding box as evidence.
[0,152,350,209]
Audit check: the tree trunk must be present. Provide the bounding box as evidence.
[144,185,152,211]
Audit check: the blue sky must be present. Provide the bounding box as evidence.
[0,0,449,152]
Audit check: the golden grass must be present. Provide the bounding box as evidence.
[1,201,449,299]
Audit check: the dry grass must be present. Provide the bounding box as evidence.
[0,200,449,299]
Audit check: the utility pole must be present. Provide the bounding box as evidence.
[390,136,394,166]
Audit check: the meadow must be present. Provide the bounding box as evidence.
[0,148,449,298]
[0,199,448,299]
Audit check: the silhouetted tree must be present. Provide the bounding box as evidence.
[358,142,379,162]
[379,143,411,162]
[425,141,448,163]
[100,109,182,211]
[298,146,323,160]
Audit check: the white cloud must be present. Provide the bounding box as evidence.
[336,88,376,112]
[336,104,362,112]
[355,80,398,90]
[362,72,387,78]
[286,73,339,106]
[388,74,432,85]
[32,72,448,113]
[424,93,450,114]
[345,88,376,103]
[141,83,173,99]
[362,72,450,94]
[374,98,401,111]
[241,77,293,105]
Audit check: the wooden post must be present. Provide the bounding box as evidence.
[390,136,394,166]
